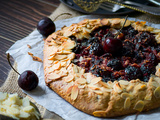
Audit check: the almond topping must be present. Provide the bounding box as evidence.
[48,62,61,73]
[67,86,73,94]
[88,84,100,90]
[78,84,86,89]
[119,80,129,85]
[54,55,67,60]
[93,111,106,117]
[113,83,122,93]
[133,100,144,112]
[62,41,75,50]
[71,85,79,100]
[99,81,110,88]
[93,90,103,95]
[135,84,147,91]
[154,86,160,98]
[144,94,152,100]
[121,19,131,27]
[48,73,61,80]
[64,75,74,83]
[121,93,133,99]
[123,97,130,110]
[100,19,109,26]
[60,61,66,67]
[91,77,102,84]
[76,78,86,84]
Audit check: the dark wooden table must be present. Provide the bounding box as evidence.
[0,0,60,86]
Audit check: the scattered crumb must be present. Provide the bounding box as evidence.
[27,44,31,49]
[28,52,42,62]
[32,56,42,62]
[28,52,33,56]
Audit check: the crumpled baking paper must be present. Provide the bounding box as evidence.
[6,15,160,120]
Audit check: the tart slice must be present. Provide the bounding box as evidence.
[43,18,160,117]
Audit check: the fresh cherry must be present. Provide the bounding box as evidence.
[102,37,122,54]
[7,53,39,91]
[37,13,72,37]
[37,17,55,37]
[18,70,39,91]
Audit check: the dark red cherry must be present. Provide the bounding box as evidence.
[102,37,122,54]
[7,53,39,91]
[18,70,39,91]
[37,17,55,37]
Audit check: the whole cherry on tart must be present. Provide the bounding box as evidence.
[7,53,39,91]
[102,37,123,54]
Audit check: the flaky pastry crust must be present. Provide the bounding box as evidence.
[43,18,160,117]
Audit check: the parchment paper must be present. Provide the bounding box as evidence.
[6,15,160,120]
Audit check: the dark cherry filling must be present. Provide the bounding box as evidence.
[71,26,160,82]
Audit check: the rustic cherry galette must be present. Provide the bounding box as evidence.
[43,18,160,117]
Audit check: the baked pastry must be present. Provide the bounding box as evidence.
[43,18,160,117]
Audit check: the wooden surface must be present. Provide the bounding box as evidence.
[0,0,60,86]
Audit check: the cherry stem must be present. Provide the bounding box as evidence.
[7,53,20,75]
[53,13,72,21]
[114,15,128,39]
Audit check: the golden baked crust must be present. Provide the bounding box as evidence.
[43,18,160,117]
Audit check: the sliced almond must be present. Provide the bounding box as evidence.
[59,68,68,77]
[54,55,67,60]
[88,84,100,90]
[100,18,109,25]
[7,107,19,116]
[66,59,71,68]
[73,65,79,73]
[48,62,61,73]
[93,90,103,95]
[48,60,53,64]
[154,86,160,98]
[62,41,75,50]
[86,73,95,84]
[78,84,86,89]
[71,85,79,100]
[67,86,73,94]
[99,81,110,88]
[76,78,86,84]
[119,80,129,86]
[79,68,85,74]
[105,89,113,93]
[124,97,131,109]
[91,77,102,84]
[133,100,144,112]
[0,92,7,101]
[93,111,106,117]
[135,84,147,91]
[64,75,74,83]
[113,83,122,93]
[151,29,160,34]
[121,93,133,99]
[60,61,66,67]
[144,93,152,100]
[48,73,61,80]
[121,19,131,27]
